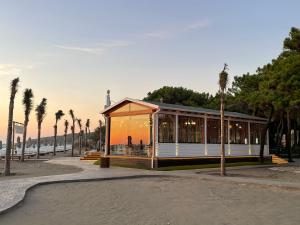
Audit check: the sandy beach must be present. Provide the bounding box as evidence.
[197,164,300,183]
[0,174,299,225]
[0,155,83,180]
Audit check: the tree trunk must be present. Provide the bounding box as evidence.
[53,125,57,156]
[79,132,82,155]
[99,123,102,151]
[71,123,75,157]
[21,121,28,162]
[276,117,284,149]
[220,93,226,176]
[85,127,88,149]
[37,124,41,159]
[259,106,274,163]
[286,111,293,162]
[297,126,300,145]
[275,116,283,147]
[4,97,15,176]
[293,120,297,149]
[64,133,67,153]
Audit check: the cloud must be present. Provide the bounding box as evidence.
[0,64,21,76]
[145,31,172,39]
[54,45,105,55]
[145,19,211,39]
[0,63,42,76]
[99,40,131,48]
[185,20,210,31]
[54,40,131,55]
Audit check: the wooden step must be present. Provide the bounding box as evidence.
[80,157,100,160]
[271,155,288,164]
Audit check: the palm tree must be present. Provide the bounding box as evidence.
[53,110,64,156]
[219,64,229,176]
[4,78,20,176]
[77,118,82,155]
[64,120,69,153]
[85,119,90,149]
[36,98,47,159]
[69,110,76,156]
[21,89,34,162]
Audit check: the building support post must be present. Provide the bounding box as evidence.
[155,113,159,157]
[151,110,160,169]
[101,116,110,168]
[228,120,231,155]
[175,114,179,157]
[248,122,251,155]
[204,115,207,156]
[151,114,155,169]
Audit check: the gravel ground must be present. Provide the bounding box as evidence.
[0,176,299,225]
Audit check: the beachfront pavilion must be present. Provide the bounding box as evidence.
[101,98,269,169]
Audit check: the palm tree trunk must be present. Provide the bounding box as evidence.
[78,132,82,155]
[220,93,226,176]
[4,98,15,176]
[71,124,75,157]
[37,124,41,159]
[71,131,74,156]
[85,127,87,149]
[64,133,67,153]
[21,121,28,162]
[53,125,57,156]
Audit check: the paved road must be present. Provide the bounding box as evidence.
[1,157,300,215]
[0,158,159,214]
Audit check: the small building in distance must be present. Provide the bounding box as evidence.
[101,98,270,169]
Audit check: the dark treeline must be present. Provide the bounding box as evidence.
[144,27,300,159]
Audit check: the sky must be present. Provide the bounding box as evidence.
[0,0,300,143]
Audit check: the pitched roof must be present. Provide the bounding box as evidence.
[102,98,267,121]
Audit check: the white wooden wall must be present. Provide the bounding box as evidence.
[156,143,269,157]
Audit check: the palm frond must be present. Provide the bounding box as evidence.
[10,77,20,97]
[23,89,34,118]
[55,110,65,122]
[69,109,75,120]
[219,64,229,91]
[64,120,69,133]
[86,119,90,128]
[76,118,82,130]
[35,98,47,124]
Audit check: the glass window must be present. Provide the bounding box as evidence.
[113,103,150,113]
[250,123,264,145]
[178,116,204,143]
[230,121,248,144]
[158,114,175,143]
[207,119,228,144]
[110,114,152,156]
